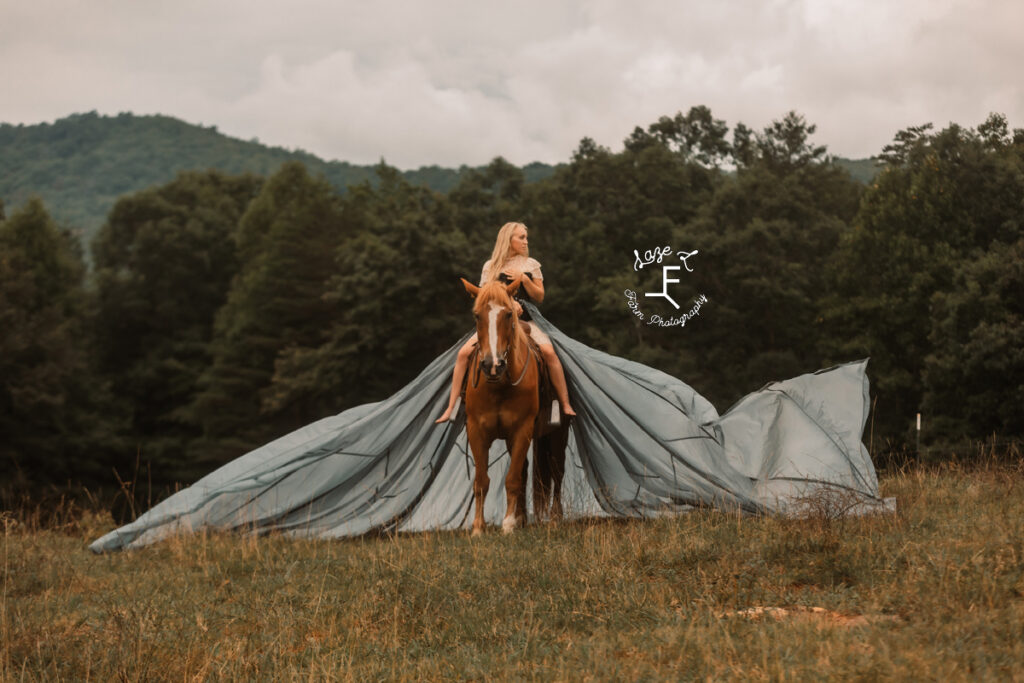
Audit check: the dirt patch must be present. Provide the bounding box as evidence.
[718,606,900,627]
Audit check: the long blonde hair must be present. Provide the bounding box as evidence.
[484,222,529,283]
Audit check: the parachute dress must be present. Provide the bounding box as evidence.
[90,303,893,553]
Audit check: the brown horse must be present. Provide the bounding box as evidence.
[460,278,567,535]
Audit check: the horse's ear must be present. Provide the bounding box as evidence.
[461,278,480,298]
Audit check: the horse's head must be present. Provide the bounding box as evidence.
[462,278,522,382]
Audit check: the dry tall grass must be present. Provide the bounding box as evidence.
[3,458,1023,681]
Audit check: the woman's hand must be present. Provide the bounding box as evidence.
[501,269,543,303]
[513,300,523,316]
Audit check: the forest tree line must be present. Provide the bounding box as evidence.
[0,112,877,256]
[2,107,1022,501]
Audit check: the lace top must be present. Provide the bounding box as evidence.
[479,255,544,321]
[479,255,544,286]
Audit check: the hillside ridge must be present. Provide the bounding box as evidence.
[0,111,557,245]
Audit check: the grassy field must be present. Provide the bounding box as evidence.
[3,458,1023,681]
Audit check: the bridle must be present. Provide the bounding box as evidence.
[472,343,534,389]
[471,300,535,389]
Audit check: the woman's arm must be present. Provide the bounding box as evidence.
[517,272,545,303]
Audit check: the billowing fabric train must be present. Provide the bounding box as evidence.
[90,304,893,553]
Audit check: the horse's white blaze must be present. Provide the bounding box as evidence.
[487,302,501,367]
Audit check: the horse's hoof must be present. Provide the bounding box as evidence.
[471,527,483,538]
[502,517,518,534]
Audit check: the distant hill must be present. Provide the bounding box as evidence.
[0,112,558,249]
[834,156,881,184]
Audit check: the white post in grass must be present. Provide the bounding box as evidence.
[916,412,921,461]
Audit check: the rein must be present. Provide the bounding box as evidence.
[510,343,534,386]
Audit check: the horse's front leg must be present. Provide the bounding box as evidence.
[502,423,533,534]
[467,426,492,537]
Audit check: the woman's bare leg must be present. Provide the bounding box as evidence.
[540,344,576,417]
[436,337,477,423]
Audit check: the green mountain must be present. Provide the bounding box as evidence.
[0,112,558,248]
[834,156,881,184]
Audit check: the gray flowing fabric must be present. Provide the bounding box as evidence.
[90,304,893,553]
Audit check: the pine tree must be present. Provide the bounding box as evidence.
[678,113,862,406]
[0,199,118,486]
[91,171,261,482]
[267,164,473,415]
[825,114,1024,445]
[188,162,346,469]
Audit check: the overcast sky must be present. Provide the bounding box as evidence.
[3,0,1021,168]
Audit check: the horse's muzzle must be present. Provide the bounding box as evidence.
[479,356,507,382]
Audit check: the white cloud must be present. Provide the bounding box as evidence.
[2,0,1021,167]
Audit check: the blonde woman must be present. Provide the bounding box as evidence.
[436,222,576,423]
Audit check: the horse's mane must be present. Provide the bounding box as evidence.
[473,281,528,366]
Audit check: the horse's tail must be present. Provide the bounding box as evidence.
[531,337,568,521]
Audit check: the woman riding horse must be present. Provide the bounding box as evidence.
[435,221,576,423]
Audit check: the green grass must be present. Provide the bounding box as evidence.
[4,459,1023,681]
